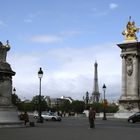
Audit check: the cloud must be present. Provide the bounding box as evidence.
[109,3,118,10]
[91,3,118,17]
[8,42,122,101]
[30,35,63,43]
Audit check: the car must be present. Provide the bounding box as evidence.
[127,112,140,123]
[33,111,62,121]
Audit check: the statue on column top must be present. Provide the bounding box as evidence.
[122,16,139,42]
[0,40,10,62]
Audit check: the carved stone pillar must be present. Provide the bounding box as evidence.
[121,54,127,98]
[132,54,138,98]
[117,42,140,113]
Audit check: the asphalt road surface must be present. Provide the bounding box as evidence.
[0,117,140,140]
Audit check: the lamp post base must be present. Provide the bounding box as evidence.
[102,117,107,120]
[102,111,107,120]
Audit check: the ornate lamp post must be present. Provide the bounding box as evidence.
[85,91,89,109]
[12,87,16,105]
[37,67,43,123]
[83,91,89,109]
[13,87,16,94]
[102,84,107,120]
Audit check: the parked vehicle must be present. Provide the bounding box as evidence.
[33,111,62,121]
[127,112,140,123]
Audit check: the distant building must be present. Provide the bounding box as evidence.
[45,96,74,108]
[60,96,73,103]
[44,96,51,107]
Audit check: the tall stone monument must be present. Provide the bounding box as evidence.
[115,18,140,118]
[0,40,22,127]
[90,61,100,103]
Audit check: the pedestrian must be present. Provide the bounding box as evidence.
[23,111,29,126]
[88,107,96,129]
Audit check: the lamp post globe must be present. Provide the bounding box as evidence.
[85,91,89,109]
[102,84,107,120]
[13,87,16,94]
[38,67,43,79]
[37,67,44,123]
[12,87,16,105]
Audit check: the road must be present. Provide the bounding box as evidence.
[0,117,140,140]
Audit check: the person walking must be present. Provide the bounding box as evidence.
[88,107,96,129]
[23,111,29,126]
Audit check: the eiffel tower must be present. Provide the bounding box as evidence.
[90,61,100,103]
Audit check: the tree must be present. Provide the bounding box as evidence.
[106,103,119,113]
[71,100,85,113]
[11,93,21,106]
[59,99,71,112]
[91,102,103,113]
[31,95,47,111]
[90,102,119,113]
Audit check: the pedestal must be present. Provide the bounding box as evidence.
[0,106,23,128]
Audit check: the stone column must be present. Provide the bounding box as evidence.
[132,54,139,98]
[121,55,127,98]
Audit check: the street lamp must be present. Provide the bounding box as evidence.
[13,87,16,94]
[37,67,43,123]
[102,84,107,120]
[83,91,89,109]
[85,91,89,109]
[12,87,16,105]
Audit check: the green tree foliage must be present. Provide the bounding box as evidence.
[12,94,48,111]
[31,95,48,111]
[89,102,119,113]
[59,99,71,112]
[90,103,103,113]
[106,103,119,113]
[18,101,37,112]
[11,93,118,113]
[11,93,21,106]
[71,100,85,113]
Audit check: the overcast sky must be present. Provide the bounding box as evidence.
[0,0,140,101]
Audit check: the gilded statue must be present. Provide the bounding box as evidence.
[122,17,139,42]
